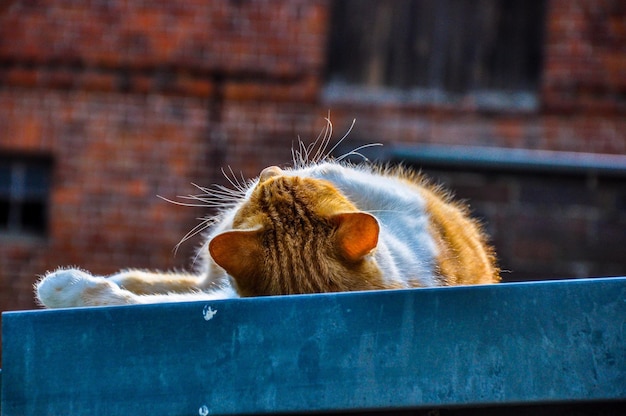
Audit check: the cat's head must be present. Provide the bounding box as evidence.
[208,166,384,296]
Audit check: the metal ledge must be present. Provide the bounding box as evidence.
[389,145,626,177]
[2,277,625,415]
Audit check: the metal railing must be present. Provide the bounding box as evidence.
[2,277,625,415]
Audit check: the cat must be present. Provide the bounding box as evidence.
[36,121,499,308]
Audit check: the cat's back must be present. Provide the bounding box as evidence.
[293,162,499,286]
[293,162,426,213]
[288,163,437,286]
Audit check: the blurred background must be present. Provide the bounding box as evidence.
[0,0,624,323]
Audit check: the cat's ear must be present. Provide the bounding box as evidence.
[332,212,379,262]
[209,229,263,279]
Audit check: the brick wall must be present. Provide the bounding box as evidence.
[0,0,327,306]
[421,169,626,282]
[543,0,626,114]
[1,0,625,364]
[0,1,325,74]
[0,89,213,304]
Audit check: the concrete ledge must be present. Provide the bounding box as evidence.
[2,277,625,415]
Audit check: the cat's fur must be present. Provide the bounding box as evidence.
[36,125,499,308]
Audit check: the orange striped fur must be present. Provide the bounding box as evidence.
[209,165,499,297]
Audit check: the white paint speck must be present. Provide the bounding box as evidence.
[203,305,217,321]
[198,404,209,415]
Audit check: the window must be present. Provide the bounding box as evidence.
[0,155,52,236]
[325,0,546,106]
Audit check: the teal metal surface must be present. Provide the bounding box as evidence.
[389,145,626,177]
[2,277,625,415]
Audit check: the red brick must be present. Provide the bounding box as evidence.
[80,71,117,92]
[4,67,39,87]
[175,75,214,97]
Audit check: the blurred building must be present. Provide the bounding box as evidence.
[0,0,624,327]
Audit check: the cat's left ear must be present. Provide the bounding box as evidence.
[209,229,263,280]
[331,212,379,262]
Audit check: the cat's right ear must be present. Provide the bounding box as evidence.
[209,229,264,280]
[331,212,379,262]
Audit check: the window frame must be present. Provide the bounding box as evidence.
[323,0,547,112]
[0,154,53,238]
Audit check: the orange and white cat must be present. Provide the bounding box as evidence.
[36,123,499,308]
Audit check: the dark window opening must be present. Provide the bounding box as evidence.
[325,0,547,100]
[0,155,53,237]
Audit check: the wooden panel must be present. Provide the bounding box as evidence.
[2,277,625,415]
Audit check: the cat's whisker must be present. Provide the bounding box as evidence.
[218,166,241,195]
[211,183,242,194]
[175,199,236,209]
[173,217,215,254]
[189,183,214,194]
[159,185,242,210]
[306,140,316,160]
[182,191,238,204]
[291,144,299,168]
[189,181,246,202]
[302,139,314,166]
[157,195,214,208]
[293,137,306,168]
[193,197,239,208]
[320,120,334,161]
[227,166,248,194]
[312,116,333,163]
[204,194,238,204]
[178,195,213,203]
[190,240,211,268]
[325,118,357,160]
[294,135,318,169]
[220,167,247,194]
[335,142,383,163]
[303,117,328,165]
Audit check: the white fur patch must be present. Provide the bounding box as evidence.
[291,162,439,286]
[36,268,132,308]
[36,268,238,308]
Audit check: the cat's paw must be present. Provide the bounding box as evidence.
[36,268,135,308]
